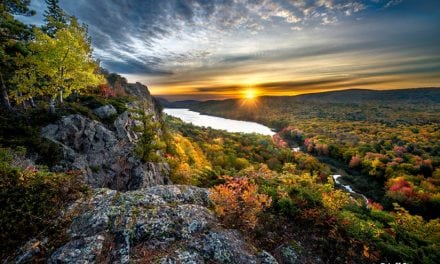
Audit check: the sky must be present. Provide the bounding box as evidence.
[18,0,440,100]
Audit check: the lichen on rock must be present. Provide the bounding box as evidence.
[49,185,278,264]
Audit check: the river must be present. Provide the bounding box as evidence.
[163,108,275,136]
[165,108,367,205]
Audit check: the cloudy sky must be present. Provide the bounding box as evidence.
[19,0,440,100]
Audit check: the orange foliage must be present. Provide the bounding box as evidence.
[210,176,271,230]
[99,84,115,98]
[349,155,361,168]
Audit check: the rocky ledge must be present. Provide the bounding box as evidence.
[42,113,170,191]
[48,185,278,264]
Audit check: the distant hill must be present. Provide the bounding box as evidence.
[161,88,440,108]
[156,97,202,108]
[288,87,440,103]
[160,87,440,128]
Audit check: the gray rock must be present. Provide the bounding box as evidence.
[93,104,117,119]
[41,114,170,191]
[276,244,299,264]
[49,235,106,264]
[158,249,204,264]
[258,250,279,264]
[193,230,259,264]
[50,185,277,264]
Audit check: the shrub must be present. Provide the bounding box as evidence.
[210,176,271,230]
[0,148,87,256]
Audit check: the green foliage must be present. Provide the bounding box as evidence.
[0,147,88,256]
[0,108,62,166]
[11,17,104,105]
[133,103,166,163]
[165,116,311,187]
[42,0,66,36]
[0,0,34,109]
[167,106,440,262]
[2,0,35,15]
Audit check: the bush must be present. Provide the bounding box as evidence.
[0,110,62,167]
[0,148,88,256]
[210,176,271,230]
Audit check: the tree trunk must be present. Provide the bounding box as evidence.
[49,98,56,114]
[29,97,37,108]
[0,73,12,110]
[59,89,63,104]
[19,92,27,109]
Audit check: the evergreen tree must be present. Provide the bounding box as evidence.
[133,102,166,162]
[43,0,66,36]
[0,0,34,110]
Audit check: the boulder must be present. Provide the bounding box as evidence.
[49,185,278,264]
[93,104,117,119]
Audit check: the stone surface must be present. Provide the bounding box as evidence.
[49,185,278,264]
[93,104,117,119]
[276,244,299,264]
[41,114,170,191]
[41,80,170,191]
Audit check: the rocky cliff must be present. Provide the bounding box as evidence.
[32,82,290,263]
[41,82,170,191]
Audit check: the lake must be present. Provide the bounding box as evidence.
[163,108,275,136]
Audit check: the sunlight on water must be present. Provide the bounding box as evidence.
[164,108,275,136]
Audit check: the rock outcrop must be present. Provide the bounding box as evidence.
[41,82,170,191]
[38,81,283,263]
[49,185,277,264]
[42,114,169,191]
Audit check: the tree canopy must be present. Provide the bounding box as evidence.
[11,17,104,105]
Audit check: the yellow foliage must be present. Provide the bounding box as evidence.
[169,134,211,184]
[322,190,351,215]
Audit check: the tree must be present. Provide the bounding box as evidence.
[133,102,166,162]
[43,0,66,36]
[0,0,35,110]
[11,17,104,112]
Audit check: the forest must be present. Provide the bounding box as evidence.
[182,89,440,220]
[163,111,440,263]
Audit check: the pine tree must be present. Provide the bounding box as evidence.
[43,0,66,36]
[133,102,166,162]
[0,0,35,110]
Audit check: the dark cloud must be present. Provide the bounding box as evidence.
[196,85,242,92]
[191,77,398,94]
[256,78,398,91]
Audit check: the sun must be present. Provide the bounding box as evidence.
[244,89,257,99]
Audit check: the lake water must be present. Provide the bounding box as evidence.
[164,108,275,136]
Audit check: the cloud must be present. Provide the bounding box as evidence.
[16,0,440,97]
[21,0,380,75]
[384,0,403,9]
